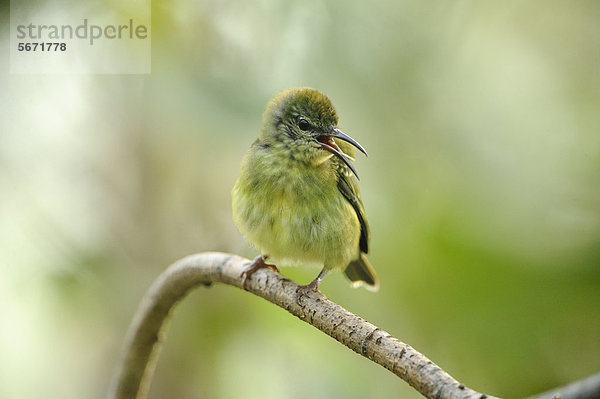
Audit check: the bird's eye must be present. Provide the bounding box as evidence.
[297,118,310,131]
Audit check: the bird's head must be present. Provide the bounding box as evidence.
[259,87,367,178]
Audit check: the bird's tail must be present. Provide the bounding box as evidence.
[344,253,379,291]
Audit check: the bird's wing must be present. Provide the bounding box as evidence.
[337,170,369,254]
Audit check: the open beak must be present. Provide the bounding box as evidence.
[316,128,367,179]
[330,128,368,156]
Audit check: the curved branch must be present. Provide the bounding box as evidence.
[108,252,500,399]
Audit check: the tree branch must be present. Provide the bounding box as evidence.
[525,371,600,399]
[107,252,596,399]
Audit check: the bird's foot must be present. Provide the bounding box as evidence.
[240,255,279,290]
[295,279,321,306]
[295,268,328,305]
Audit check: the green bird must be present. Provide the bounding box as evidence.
[232,87,378,296]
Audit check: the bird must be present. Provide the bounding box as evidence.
[232,87,378,297]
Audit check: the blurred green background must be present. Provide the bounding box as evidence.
[1,1,599,398]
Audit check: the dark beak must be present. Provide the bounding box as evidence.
[316,128,367,180]
[330,128,368,156]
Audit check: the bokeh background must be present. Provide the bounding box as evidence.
[1,1,599,398]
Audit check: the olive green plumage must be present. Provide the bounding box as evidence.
[232,87,378,291]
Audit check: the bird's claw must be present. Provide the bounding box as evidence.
[240,255,279,290]
[295,268,327,305]
[295,280,320,306]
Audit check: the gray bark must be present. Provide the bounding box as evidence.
[107,252,599,399]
